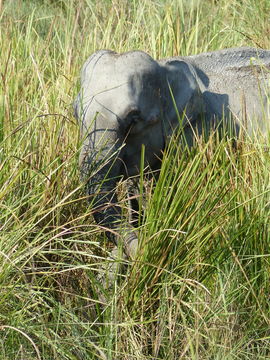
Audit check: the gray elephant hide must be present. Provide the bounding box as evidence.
[74,47,270,258]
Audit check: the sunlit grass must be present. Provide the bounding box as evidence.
[0,0,269,359]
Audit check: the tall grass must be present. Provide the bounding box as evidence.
[0,0,269,359]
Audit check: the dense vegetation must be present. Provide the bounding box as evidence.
[0,0,269,358]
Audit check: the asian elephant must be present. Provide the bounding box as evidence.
[74,47,270,258]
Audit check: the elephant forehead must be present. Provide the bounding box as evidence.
[93,70,162,95]
[93,78,161,122]
[89,71,163,120]
[85,51,162,94]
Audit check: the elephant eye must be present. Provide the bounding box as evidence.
[122,109,144,136]
[125,109,142,124]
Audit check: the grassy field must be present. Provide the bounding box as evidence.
[0,0,270,359]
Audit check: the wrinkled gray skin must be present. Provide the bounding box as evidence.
[74,47,270,258]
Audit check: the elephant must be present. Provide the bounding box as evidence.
[74,47,270,259]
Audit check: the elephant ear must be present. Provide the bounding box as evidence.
[163,60,205,129]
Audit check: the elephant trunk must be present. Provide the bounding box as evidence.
[80,126,138,257]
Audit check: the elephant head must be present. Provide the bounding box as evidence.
[74,49,205,257]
